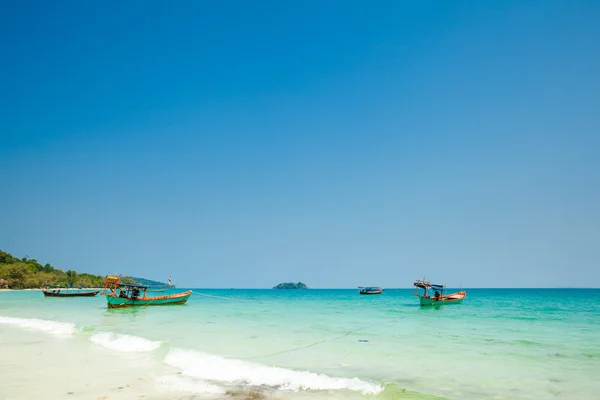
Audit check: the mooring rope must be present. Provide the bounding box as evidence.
[192,292,265,303]
[240,317,406,360]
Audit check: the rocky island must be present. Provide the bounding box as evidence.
[273,282,308,289]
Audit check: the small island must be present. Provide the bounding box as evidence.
[273,282,308,289]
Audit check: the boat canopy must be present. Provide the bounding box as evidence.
[413,280,445,290]
[105,276,121,285]
[119,283,149,289]
[104,276,147,289]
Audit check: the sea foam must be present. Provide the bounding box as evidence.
[164,348,383,394]
[0,316,76,336]
[89,332,162,352]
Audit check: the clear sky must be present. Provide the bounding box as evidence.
[1,1,598,288]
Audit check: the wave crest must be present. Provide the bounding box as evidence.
[0,316,76,336]
[89,332,162,352]
[164,348,382,394]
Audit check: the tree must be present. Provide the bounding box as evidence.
[65,270,78,286]
[8,264,31,289]
[43,263,55,273]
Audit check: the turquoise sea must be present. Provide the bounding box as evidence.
[1,289,599,400]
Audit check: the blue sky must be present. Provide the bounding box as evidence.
[1,1,598,288]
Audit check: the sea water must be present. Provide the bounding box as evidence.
[1,289,599,399]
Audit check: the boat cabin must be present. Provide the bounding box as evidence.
[117,283,149,300]
[413,280,445,299]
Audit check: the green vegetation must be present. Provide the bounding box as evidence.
[129,276,169,287]
[0,250,135,289]
[273,282,308,289]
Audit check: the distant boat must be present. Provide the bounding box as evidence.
[102,275,192,308]
[358,286,384,295]
[146,288,167,293]
[42,287,100,297]
[413,279,466,306]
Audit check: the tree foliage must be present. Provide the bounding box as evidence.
[129,276,169,287]
[0,249,131,289]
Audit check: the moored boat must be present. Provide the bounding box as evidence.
[103,275,192,308]
[413,279,466,306]
[43,287,100,297]
[358,286,384,295]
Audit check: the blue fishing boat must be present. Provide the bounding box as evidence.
[358,286,384,295]
[43,287,100,297]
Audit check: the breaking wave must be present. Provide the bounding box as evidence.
[89,332,162,352]
[0,316,76,336]
[164,348,383,394]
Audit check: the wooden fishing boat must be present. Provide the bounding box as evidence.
[42,287,100,297]
[413,279,466,306]
[358,286,384,295]
[103,275,192,308]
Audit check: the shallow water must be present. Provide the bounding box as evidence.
[1,288,599,399]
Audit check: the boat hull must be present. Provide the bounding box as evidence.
[418,291,466,306]
[106,290,192,308]
[359,290,384,295]
[43,290,100,297]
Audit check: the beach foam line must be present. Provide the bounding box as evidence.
[156,375,225,394]
[89,332,162,352]
[164,348,383,394]
[0,315,76,336]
